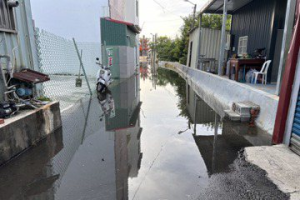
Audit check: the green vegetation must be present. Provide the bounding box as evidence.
[37,96,51,101]
[156,68,190,119]
[152,14,232,65]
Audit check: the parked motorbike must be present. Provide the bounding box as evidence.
[97,90,115,121]
[96,58,112,93]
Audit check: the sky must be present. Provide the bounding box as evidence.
[140,0,208,39]
[31,0,109,43]
[30,0,208,42]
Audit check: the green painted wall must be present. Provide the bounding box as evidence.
[101,18,127,46]
[102,46,120,78]
[101,18,137,48]
[100,18,138,79]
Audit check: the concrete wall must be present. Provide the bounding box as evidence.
[0,102,62,165]
[119,46,137,78]
[125,0,139,25]
[160,61,279,135]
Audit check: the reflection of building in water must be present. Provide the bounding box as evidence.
[103,74,143,200]
[106,74,141,131]
[115,118,142,200]
[0,75,143,200]
[186,84,215,127]
[140,64,149,80]
[186,84,271,176]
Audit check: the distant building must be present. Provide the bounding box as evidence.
[192,0,300,155]
[139,36,150,57]
[101,0,141,79]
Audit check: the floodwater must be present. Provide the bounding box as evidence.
[0,66,289,200]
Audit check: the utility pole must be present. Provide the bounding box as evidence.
[218,0,228,76]
[152,34,155,72]
[192,4,197,29]
[184,0,197,29]
[154,34,157,75]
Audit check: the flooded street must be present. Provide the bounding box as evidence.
[0,67,288,200]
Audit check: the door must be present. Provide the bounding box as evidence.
[290,89,300,155]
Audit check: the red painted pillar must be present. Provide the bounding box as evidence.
[273,0,300,144]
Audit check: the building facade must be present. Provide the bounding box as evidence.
[0,0,40,100]
[101,0,140,79]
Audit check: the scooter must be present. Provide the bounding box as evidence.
[96,57,112,93]
[97,90,115,120]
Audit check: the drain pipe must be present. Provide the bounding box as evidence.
[0,55,13,87]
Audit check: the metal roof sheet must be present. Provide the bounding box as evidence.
[200,0,254,14]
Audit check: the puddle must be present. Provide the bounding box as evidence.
[0,66,288,200]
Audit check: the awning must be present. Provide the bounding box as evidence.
[104,17,141,34]
[200,0,253,14]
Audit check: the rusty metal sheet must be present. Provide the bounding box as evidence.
[13,69,50,84]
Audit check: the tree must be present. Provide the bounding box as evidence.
[153,14,232,64]
[201,14,232,31]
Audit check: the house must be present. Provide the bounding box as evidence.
[187,27,229,72]
[101,0,141,79]
[197,0,300,155]
[0,0,41,100]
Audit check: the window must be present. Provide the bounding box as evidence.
[238,36,248,56]
[188,41,193,67]
[0,0,16,31]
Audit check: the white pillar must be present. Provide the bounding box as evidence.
[218,0,228,76]
[275,0,297,95]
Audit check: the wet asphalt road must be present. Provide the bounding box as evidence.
[0,67,289,200]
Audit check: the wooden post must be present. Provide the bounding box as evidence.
[273,0,300,144]
[275,0,297,95]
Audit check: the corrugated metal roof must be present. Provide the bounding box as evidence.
[200,0,254,14]
[104,18,141,33]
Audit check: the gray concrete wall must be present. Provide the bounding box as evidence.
[0,102,62,165]
[160,61,279,135]
[119,46,137,79]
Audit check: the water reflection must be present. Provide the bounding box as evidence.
[0,74,142,200]
[187,77,271,175]
[156,67,272,176]
[0,128,63,200]
[0,67,278,200]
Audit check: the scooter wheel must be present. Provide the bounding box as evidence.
[97,83,106,93]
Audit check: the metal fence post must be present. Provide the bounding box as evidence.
[73,38,93,96]
[218,0,228,76]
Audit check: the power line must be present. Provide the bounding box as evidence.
[145,19,183,23]
[152,0,166,12]
[151,0,182,18]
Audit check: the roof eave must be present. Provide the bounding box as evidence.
[200,0,218,15]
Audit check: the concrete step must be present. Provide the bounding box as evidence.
[224,110,241,121]
[233,102,251,117]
